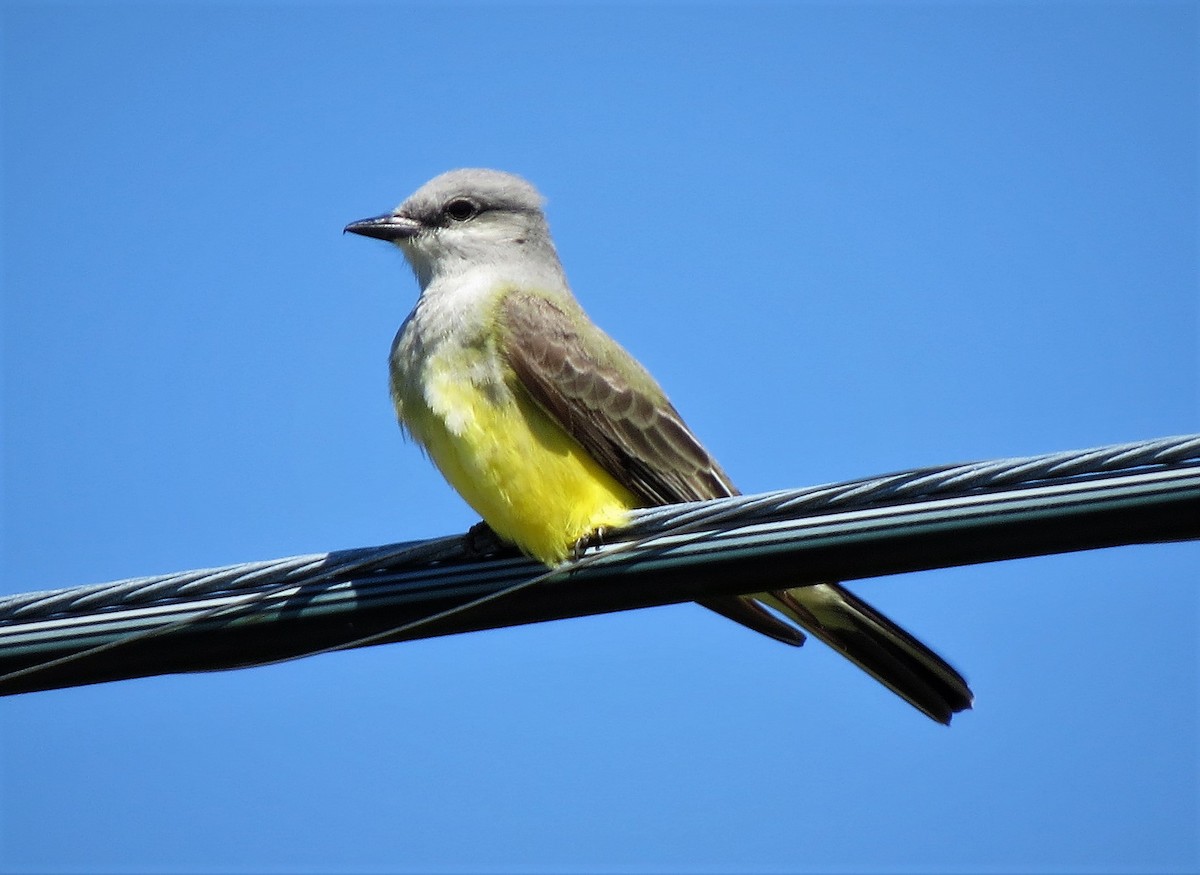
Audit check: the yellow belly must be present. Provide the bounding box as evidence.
[398,362,637,566]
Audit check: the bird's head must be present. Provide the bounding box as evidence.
[346,168,561,289]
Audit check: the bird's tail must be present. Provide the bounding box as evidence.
[698,584,973,724]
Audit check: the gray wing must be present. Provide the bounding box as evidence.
[498,292,973,722]
[498,291,807,646]
[498,291,733,506]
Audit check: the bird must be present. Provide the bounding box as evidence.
[345,168,973,723]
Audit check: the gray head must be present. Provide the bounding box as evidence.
[345,169,563,288]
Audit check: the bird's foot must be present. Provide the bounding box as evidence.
[571,527,608,562]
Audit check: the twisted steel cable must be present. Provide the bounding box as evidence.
[1,434,1197,694]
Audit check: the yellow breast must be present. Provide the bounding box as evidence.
[395,345,637,566]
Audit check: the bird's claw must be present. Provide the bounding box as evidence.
[571,527,607,562]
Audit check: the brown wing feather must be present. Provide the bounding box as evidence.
[499,291,733,506]
[498,291,973,722]
[498,291,807,649]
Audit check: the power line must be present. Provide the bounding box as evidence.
[1,434,1197,696]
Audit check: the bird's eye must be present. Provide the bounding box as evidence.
[445,199,479,222]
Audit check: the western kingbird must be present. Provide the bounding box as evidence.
[346,169,972,723]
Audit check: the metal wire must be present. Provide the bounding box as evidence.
[630,433,1200,528]
[3,433,1198,626]
[0,433,1196,696]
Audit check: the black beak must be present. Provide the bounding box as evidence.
[343,213,422,241]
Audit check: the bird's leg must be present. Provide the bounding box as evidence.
[571,527,608,562]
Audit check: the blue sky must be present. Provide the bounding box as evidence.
[2,3,1197,873]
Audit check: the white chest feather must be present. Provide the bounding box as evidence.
[390,272,512,439]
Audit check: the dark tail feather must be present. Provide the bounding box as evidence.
[769,583,973,724]
[701,584,973,725]
[697,595,807,647]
